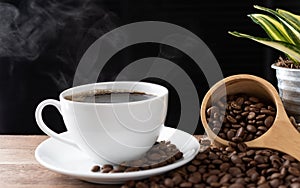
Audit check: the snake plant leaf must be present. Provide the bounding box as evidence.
[248,14,293,43]
[277,8,300,34]
[228,31,300,63]
[254,5,300,46]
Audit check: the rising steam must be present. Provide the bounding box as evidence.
[0,0,117,61]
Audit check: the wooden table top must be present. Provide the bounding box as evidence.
[0,135,120,188]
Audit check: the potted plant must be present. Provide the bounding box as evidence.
[229,5,300,122]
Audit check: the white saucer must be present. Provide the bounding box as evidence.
[35,126,200,184]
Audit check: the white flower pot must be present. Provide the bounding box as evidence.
[272,63,300,122]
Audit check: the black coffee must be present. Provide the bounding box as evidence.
[64,90,155,103]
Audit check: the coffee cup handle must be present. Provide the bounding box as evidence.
[35,99,77,147]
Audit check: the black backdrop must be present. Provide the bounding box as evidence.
[0,0,299,134]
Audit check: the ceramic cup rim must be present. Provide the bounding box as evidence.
[59,81,168,105]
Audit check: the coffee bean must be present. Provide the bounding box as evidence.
[254,155,267,164]
[232,136,243,143]
[257,126,267,131]
[247,112,256,120]
[257,182,271,188]
[172,175,183,185]
[241,111,249,116]
[288,167,300,176]
[188,176,201,184]
[283,154,296,162]
[246,124,257,133]
[187,165,197,172]
[256,121,264,125]
[227,130,236,140]
[179,182,193,188]
[236,97,245,106]
[248,120,256,124]
[228,167,242,176]
[236,127,245,138]
[206,175,218,184]
[264,116,274,128]
[244,134,254,141]
[232,124,242,129]
[148,153,161,161]
[237,142,247,152]
[228,183,245,188]
[164,178,174,187]
[249,97,259,103]
[101,168,112,173]
[200,139,211,146]
[220,163,230,172]
[227,115,238,124]
[209,152,219,160]
[231,101,241,110]
[212,159,223,165]
[290,183,300,188]
[91,165,100,172]
[124,167,139,172]
[269,179,280,188]
[231,154,242,164]
[136,182,148,188]
[220,174,231,184]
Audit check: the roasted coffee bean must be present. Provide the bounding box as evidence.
[288,167,300,176]
[227,130,236,140]
[164,178,174,187]
[247,112,256,120]
[246,124,257,133]
[179,182,193,188]
[220,173,231,184]
[237,142,247,152]
[264,116,274,128]
[188,176,201,184]
[231,101,241,110]
[236,97,245,106]
[227,115,238,124]
[249,97,259,103]
[200,139,211,146]
[231,154,242,164]
[232,136,243,143]
[136,182,148,188]
[236,127,245,138]
[91,165,100,172]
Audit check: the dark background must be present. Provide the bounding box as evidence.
[0,0,299,134]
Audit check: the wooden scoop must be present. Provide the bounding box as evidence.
[201,74,300,161]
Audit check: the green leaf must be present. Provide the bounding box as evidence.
[248,14,293,43]
[254,5,300,46]
[277,8,300,34]
[228,31,300,64]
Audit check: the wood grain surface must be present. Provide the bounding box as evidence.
[0,135,119,188]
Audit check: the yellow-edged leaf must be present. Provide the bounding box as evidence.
[254,5,300,46]
[277,9,300,34]
[248,14,293,43]
[228,31,300,64]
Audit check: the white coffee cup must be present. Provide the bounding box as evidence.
[35,81,168,164]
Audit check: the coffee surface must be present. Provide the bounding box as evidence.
[65,90,155,103]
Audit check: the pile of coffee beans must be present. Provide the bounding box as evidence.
[206,94,276,142]
[116,94,300,188]
[91,141,183,173]
[121,138,300,188]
